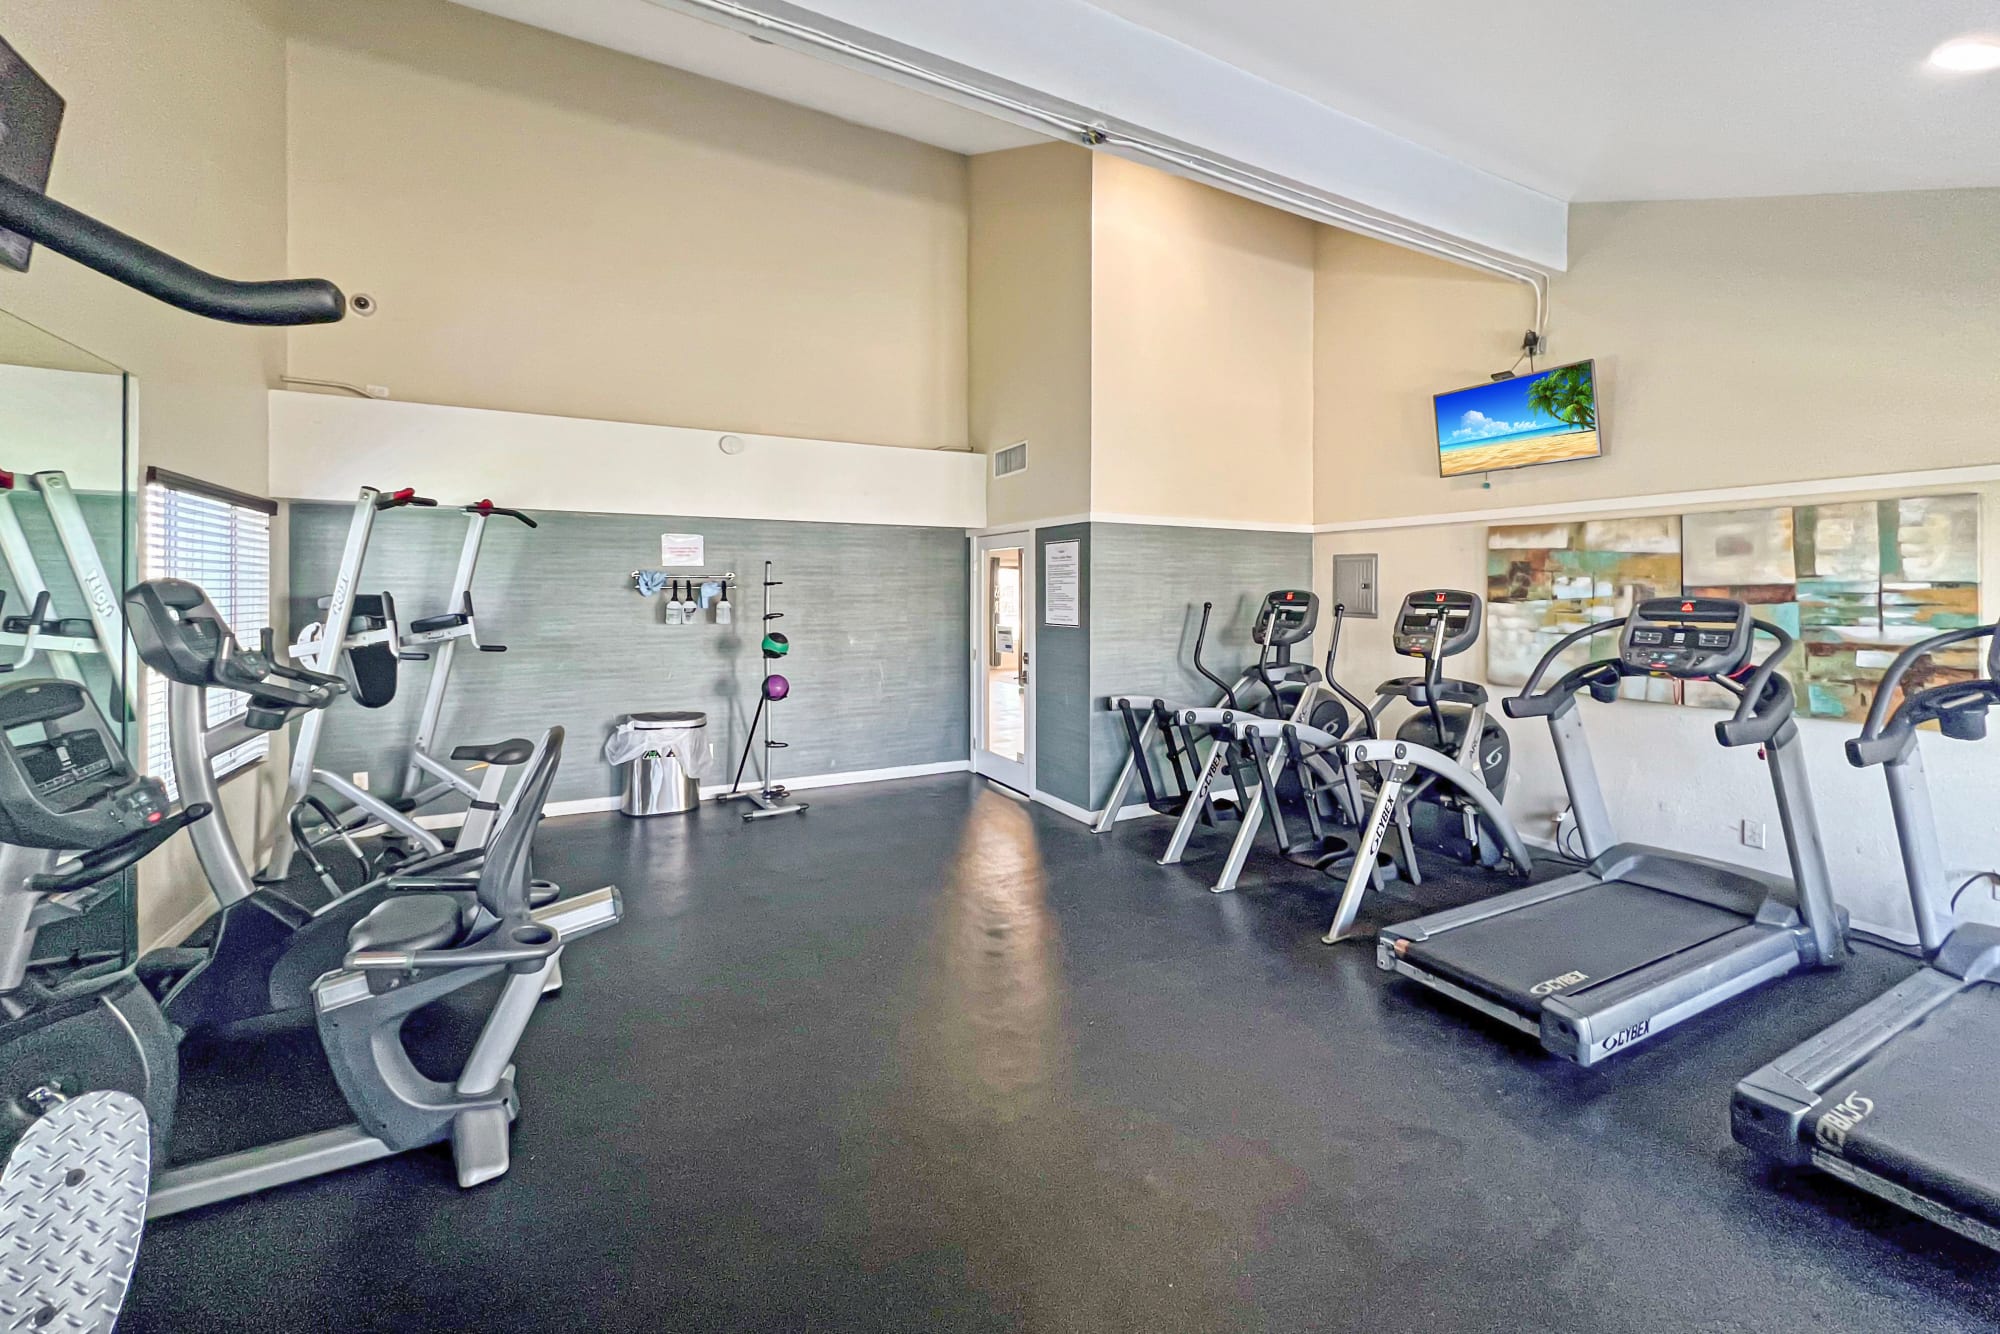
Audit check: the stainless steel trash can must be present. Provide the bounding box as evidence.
[617,711,706,816]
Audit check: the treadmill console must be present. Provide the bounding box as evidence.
[0,678,170,851]
[1253,590,1318,648]
[1620,597,1753,679]
[1393,590,1483,660]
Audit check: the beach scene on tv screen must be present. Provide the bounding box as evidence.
[1436,362,1599,477]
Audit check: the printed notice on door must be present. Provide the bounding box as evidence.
[660,533,704,566]
[1044,540,1080,627]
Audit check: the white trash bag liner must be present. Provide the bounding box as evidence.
[604,711,709,773]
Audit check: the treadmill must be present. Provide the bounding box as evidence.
[1733,619,2000,1249]
[1377,597,1847,1066]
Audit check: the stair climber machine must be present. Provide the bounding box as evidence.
[267,487,531,894]
[0,667,621,1218]
[1733,619,2000,1249]
[1094,590,1324,840]
[1320,590,1531,942]
[1377,597,1847,1066]
[124,578,562,1033]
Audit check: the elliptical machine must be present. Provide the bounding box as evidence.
[1323,590,1530,942]
[1154,591,1334,868]
[0,665,621,1215]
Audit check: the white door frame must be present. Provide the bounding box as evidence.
[970,530,1034,791]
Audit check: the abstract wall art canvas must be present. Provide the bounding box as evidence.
[1486,493,1981,722]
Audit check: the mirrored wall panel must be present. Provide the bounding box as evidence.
[0,306,136,969]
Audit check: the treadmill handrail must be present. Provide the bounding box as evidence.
[1504,617,1627,718]
[1714,620,1797,749]
[1846,622,1999,768]
[0,176,345,326]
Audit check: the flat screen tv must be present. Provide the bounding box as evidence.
[1434,359,1601,478]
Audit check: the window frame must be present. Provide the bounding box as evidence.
[141,469,277,797]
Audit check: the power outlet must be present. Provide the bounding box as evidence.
[1740,819,1766,850]
[353,771,370,792]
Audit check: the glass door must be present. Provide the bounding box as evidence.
[972,533,1032,792]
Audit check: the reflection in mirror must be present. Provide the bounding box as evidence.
[0,305,135,973]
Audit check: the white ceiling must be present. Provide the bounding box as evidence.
[453,0,2000,237]
[449,0,1046,154]
[1085,0,2000,201]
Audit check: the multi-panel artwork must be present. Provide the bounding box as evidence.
[1487,494,1983,720]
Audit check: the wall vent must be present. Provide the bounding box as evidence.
[1332,553,1379,617]
[993,442,1028,478]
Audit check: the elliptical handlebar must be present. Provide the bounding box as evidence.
[374,488,439,511]
[1320,602,1378,741]
[1191,601,1240,712]
[465,500,539,528]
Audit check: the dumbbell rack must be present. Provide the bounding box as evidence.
[722,561,808,820]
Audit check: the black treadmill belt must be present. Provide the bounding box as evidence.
[1399,879,1748,1015]
[1813,984,2000,1232]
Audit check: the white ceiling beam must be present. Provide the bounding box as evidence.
[645,0,1568,272]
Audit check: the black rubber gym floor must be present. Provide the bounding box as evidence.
[125,775,2000,1331]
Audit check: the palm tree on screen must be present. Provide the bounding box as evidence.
[1526,365,1597,430]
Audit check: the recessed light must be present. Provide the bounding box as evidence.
[1929,37,2000,72]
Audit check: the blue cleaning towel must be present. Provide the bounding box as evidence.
[700,581,722,609]
[636,570,669,597]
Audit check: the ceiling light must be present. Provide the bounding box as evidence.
[1929,37,2000,72]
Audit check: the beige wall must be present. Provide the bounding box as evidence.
[283,0,970,450]
[1091,157,1316,526]
[0,0,297,946]
[1315,189,2000,524]
[968,144,1094,527]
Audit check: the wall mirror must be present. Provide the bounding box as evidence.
[0,305,137,970]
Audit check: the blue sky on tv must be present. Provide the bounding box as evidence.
[1434,365,1591,447]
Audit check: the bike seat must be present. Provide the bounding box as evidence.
[410,612,472,634]
[347,893,474,953]
[451,738,534,766]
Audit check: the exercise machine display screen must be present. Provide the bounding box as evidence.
[1620,597,1752,679]
[15,727,117,813]
[0,678,169,849]
[1393,590,1483,659]
[1254,590,1318,647]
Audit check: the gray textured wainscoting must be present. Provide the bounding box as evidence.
[1033,523,1092,809]
[1085,524,1312,809]
[287,503,970,808]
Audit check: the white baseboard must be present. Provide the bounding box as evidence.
[146,898,219,955]
[403,760,972,828]
[1029,793,1162,827]
[701,760,968,798]
[1030,790,1096,824]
